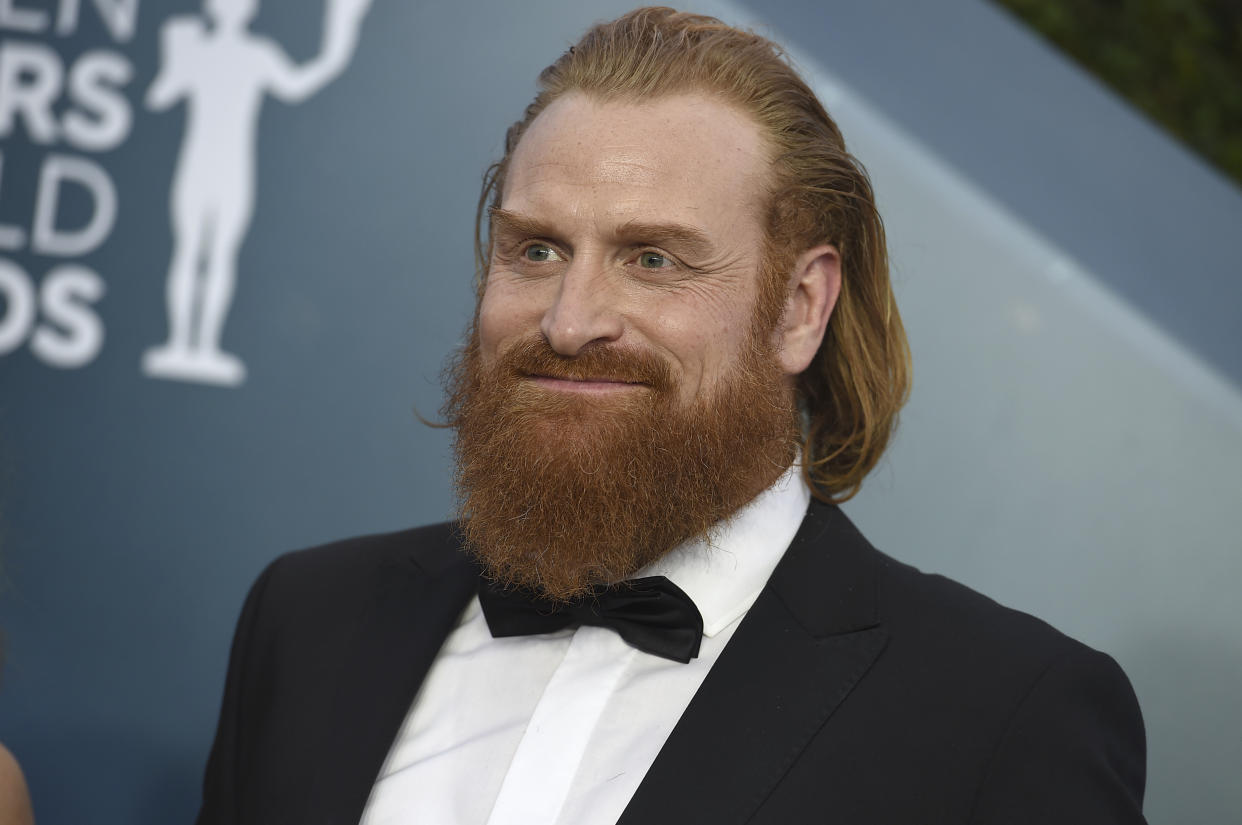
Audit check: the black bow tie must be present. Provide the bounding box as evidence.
[478,575,704,663]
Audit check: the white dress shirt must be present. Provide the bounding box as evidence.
[360,464,811,825]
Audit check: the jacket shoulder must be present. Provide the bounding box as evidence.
[793,501,1085,660]
[253,521,468,627]
[874,543,1093,670]
[274,521,463,576]
[875,553,1147,821]
[778,505,1147,821]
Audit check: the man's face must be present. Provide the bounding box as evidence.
[478,92,778,406]
[449,92,807,600]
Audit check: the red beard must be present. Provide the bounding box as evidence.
[444,329,799,602]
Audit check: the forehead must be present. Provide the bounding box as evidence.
[501,92,772,235]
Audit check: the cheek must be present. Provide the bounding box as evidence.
[646,300,751,385]
[477,280,540,359]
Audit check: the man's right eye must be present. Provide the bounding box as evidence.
[522,244,561,262]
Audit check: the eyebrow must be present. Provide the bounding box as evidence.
[613,218,714,260]
[489,208,557,243]
[489,208,715,261]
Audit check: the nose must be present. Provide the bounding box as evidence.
[540,258,624,356]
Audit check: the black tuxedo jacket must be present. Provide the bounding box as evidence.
[196,501,1146,824]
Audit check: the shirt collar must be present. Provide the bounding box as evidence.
[635,463,811,637]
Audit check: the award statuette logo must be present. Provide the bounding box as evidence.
[143,0,372,387]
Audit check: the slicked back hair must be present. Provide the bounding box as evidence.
[474,6,911,502]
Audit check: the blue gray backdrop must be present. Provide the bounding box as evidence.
[1,1,1239,823]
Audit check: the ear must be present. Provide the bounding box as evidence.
[774,244,841,376]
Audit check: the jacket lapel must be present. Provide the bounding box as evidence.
[307,534,479,824]
[618,501,889,825]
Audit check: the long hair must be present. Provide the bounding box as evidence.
[474,7,911,502]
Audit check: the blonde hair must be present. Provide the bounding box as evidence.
[475,6,911,502]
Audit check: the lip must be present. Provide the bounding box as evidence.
[528,375,646,394]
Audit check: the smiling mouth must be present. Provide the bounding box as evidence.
[528,374,647,392]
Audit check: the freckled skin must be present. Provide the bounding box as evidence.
[479,93,777,405]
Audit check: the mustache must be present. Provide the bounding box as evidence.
[498,336,673,392]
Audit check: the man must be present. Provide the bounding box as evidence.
[197,8,1147,824]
